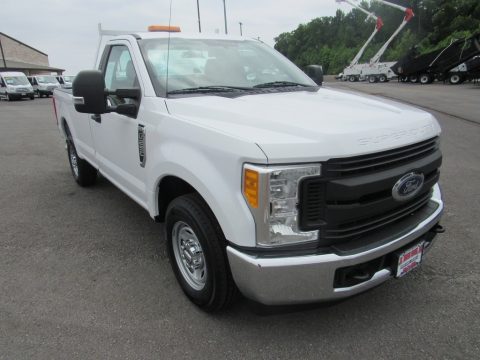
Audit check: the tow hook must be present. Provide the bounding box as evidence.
[432,224,446,234]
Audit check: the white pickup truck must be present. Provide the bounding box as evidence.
[54,28,444,312]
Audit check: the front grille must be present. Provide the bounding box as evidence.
[298,137,442,246]
[16,88,29,93]
[325,137,439,177]
[324,190,431,240]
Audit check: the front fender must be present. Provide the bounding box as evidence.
[146,134,266,248]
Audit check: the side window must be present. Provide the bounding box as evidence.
[104,45,139,91]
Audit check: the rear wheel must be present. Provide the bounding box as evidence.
[449,73,463,85]
[166,194,236,312]
[378,75,387,83]
[30,94,35,100]
[64,124,97,187]
[420,74,432,84]
[409,75,419,83]
[368,76,377,83]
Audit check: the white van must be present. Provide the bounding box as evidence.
[56,75,75,89]
[0,72,35,101]
[27,75,60,97]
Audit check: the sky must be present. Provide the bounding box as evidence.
[1,0,341,74]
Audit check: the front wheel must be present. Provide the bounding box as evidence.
[348,75,356,82]
[166,194,236,312]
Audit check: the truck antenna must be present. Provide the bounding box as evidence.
[166,0,173,97]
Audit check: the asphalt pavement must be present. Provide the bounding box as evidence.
[0,85,479,359]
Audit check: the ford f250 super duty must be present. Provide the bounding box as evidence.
[53,27,444,312]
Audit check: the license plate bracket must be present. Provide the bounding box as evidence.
[394,241,425,278]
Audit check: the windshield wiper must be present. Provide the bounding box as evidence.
[168,85,253,95]
[253,81,312,88]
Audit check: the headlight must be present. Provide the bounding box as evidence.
[243,164,321,247]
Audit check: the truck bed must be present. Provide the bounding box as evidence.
[392,33,480,77]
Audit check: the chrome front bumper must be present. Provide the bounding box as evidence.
[227,185,444,306]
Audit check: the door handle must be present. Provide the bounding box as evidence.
[91,114,101,123]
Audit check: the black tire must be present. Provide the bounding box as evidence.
[420,74,432,85]
[166,193,237,312]
[449,73,462,85]
[348,75,356,82]
[409,75,419,83]
[64,124,97,187]
[39,92,43,98]
[7,93,12,101]
[379,75,387,83]
[30,95,35,100]
[368,76,377,83]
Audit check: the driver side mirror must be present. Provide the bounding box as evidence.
[73,70,108,114]
[305,65,324,86]
[72,70,141,116]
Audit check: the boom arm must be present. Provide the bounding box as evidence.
[369,0,414,64]
[336,0,384,67]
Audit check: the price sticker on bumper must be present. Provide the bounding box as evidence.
[396,242,424,278]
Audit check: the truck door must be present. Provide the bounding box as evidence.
[91,42,147,206]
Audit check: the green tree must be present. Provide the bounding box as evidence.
[274,0,480,74]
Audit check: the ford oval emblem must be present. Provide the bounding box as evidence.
[392,172,424,201]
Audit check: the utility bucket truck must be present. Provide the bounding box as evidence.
[53,24,444,311]
[360,0,415,82]
[337,0,384,82]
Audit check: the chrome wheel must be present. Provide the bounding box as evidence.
[172,221,207,291]
[68,144,79,178]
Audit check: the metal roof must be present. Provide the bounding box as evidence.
[0,32,48,56]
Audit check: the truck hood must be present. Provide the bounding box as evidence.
[166,87,441,163]
[7,84,33,90]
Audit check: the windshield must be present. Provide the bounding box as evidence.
[139,38,316,96]
[36,76,59,84]
[63,76,74,82]
[4,76,30,86]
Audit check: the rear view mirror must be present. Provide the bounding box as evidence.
[73,70,140,117]
[72,70,108,114]
[305,65,324,86]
